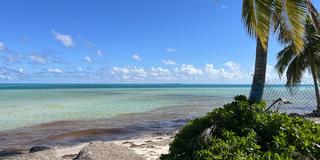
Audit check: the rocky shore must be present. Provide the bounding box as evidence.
[0,135,173,160]
[2,117,319,160]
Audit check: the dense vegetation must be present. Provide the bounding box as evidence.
[160,96,320,160]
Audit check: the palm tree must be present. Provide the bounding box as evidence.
[242,0,308,102]
[307,0,320,32]
[276,19,320,110]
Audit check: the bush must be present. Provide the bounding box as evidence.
[160,95,320,160]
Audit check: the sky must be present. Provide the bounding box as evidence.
[0,0,319,84]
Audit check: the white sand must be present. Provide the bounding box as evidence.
[113,135,173,160]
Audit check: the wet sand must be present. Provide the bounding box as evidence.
[0,104,198,151]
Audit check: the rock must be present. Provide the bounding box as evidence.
[29,146,52,153]
[0,149,29,157]
[1,149,58,160]
[0,146,30,157]
[61,153,78,159]
[75,141,144,160]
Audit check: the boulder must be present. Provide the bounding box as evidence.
[75,142,144,160]
[29,146,52,153]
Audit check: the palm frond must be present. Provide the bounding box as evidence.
[243,0,308,52]
[254,0,274,49]
[242,0,274,50]
[273,0,292,44]
[281,0,308,53]
[307,0,320,32]
[275,45,295,76]
[242,0,259,39]
[286,56,307,86]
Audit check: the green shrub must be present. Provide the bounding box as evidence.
[160,95,320,160]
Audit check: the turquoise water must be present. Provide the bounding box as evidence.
[0,84,318,150]
[0,84,250,131]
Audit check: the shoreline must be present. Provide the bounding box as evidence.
[1,133,175,160]
[0,104,197,151]
[0,118,186,152]
[1,117,319,159]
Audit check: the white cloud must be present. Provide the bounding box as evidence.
[0,67,16,80]
[17,68,28,75]
[0,73,13,80]
[150,67,175,80]
[0,42,6,51]
[161,59,176,65]
[225,61,240,71]
[150,67,171,76]
[169,62,249,82]
[111,67,131,81]
[205,64,235,79]
[2,53,62,66]
[131,67,148,78]
[132,54,141,61]
[109,63,248,82]
[111,67,130,75]
[97,50,103,56]
[29,54,48,64]
[111,66,175,81]
[84,56,92,63]
[204,63,223,76]
[47,68,63,73]
[19,68,24,73]
[166,48,176,52]
[52,30,74,47]
[0,67,29,81]
[178,64,203,76]
[0,59,255,83]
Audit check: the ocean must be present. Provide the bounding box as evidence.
[0,84,316,150]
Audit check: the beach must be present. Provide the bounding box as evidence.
[0,84,319,159]
[1,134,173,160]
[3,118,320,160]
[0,84,250,150]
[2,0,320,158]
[56,134,173,160]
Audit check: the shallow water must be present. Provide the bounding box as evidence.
[0,84,317,150]
[0,84,250,150]
[0,84,250,131]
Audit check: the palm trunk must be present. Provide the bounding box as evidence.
[310,66,320,110]
[249,39,268,102]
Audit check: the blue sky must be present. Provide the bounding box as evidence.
[0,0,319,83]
